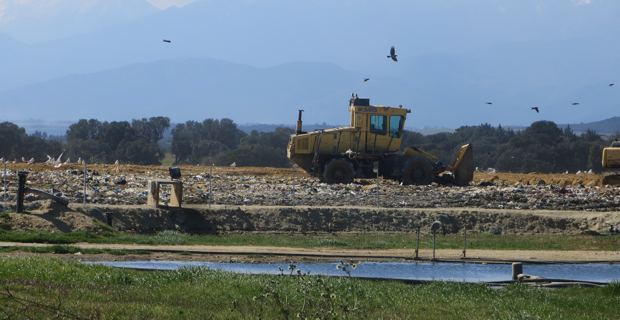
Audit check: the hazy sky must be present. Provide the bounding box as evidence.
[148,0,194,9]
[0,0,618,128]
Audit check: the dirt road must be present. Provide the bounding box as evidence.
[1,241,619,263]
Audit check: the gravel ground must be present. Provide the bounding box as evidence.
[1,165,619,212]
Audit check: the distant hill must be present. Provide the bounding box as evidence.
[560,117,620,135]
[1,1,620,128]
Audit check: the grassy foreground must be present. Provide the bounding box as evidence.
[0,257,618,319]
[1,229,619,251]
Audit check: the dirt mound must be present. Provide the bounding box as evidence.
[1,200,107,233]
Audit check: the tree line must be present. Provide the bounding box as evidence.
[0,118,614,173]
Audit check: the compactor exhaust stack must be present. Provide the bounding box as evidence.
[296,109,304,134]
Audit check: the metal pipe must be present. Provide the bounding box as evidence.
[462,228,467,258]
[414,226,420,260]
[432,231,436,260]
[296,109,304,134]
[430,221,442,261]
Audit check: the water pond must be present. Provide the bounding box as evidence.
[87,260,620,283]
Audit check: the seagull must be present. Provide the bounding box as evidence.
[230,162,237,168]
[387,46,398,62]
[21,157,26,163]
[571,102,580,106]
[531,106,540,113]
[486,102,493,105]
[363,78,370,82]
[28,158,34,164]
[163,39,172,43]
[55,153,64,164]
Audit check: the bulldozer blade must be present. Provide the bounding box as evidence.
[451,144,474,186]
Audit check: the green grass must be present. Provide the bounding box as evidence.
[0,257,618,319]
[1,229,619,251]
[0,244,149,256]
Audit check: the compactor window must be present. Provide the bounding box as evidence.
[389,116,404,138]
[369,115,387,134]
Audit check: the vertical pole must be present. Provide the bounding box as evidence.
[2,161,7,201]
[432,231,436,261]
[414,226,420,260]
[376,170,379,208]
[16,171,27,213]
[209,163,213,207]
[462,228,467,258]
[83,160,87,205]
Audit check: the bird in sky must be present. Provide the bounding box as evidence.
[485,102,493,105]
[364,78,370,82]
[610,83,616,87]
[531,106,540,113]
[162,39,172,43]
[387,46,398,62]
[571,102,580,106]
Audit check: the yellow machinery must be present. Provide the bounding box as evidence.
[287,97,474,185]
[602,141,620,185]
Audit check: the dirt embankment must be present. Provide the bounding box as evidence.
[2,201,618,235]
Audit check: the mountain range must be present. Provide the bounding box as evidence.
[0,0,619,128]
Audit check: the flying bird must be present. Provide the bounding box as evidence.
[571,102,580,106]
[531,106,540,113]
[363,78,370,82]
[387,46,398,62]
[163,39,172,43]
[610,83,616,87]
[485,102,493,105]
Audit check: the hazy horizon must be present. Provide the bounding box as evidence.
[1,0,619,129]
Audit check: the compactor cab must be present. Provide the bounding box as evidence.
[287,97,474,186]
[602,140,620,185]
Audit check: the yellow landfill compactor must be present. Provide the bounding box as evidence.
[602,141,620,185]
[287,97,474,185]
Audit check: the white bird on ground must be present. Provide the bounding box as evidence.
[230,162,237,167]
[55,153,64,164]
[64,158,71,165]
[77,157,83,165]
[21,157,26,163]
[28,158,35,164]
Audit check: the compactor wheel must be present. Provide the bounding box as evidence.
[401,156,434,185]
[323,159,355,184]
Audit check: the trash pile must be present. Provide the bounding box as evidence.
[0,166,618,211]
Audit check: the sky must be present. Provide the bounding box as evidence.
[0,0,618,129]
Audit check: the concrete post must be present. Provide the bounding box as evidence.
[147,180,159,208]
[512,262,523,281]
[169,183,183,207]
